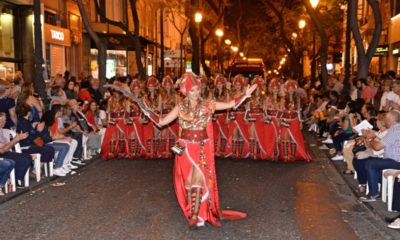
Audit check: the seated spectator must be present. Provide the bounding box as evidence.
[42,105,80,175]
[0,80,17,129]
[64,80,79,100]
[17,82,44,122]
[16,103,71,177]
[0,158,15,195]
[0,113,31,185]
[354,110,400,202]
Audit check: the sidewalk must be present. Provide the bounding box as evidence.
[0,157,101,204]
[310,132,400,239]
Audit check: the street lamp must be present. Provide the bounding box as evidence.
[215,28,224,72]
[231,46,239,52]
[298,19,306,30]
[310,0,319,9]
[292,32,298,39]
[239,52,244,58]
[215,29,224,37]
[224,39,231,45]
[194,12,203,23]
[310,0,319,83]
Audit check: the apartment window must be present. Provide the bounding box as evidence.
[45,11,57,25]
[0,7,14,58]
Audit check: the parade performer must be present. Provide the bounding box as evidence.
[136,72,255,228]
[264,79,282,160]
[279,80,311,162]
[125,79,145,159]
[160,76,179,158]
[101,84,129,160]
[245,76,267,160]
[229,75,250,158]
[142,76,162,158]
[212,74,231,157]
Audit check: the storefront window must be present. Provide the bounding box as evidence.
[0,62,15,79]
[0,9,15,58]
[90,49,127,79]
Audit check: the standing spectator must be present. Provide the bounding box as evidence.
[0,80,17,129]
[88,78,103,105]
[359,78,377,103]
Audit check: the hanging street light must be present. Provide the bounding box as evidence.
[194,12,203,23]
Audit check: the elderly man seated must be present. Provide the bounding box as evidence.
[354,110,400,202]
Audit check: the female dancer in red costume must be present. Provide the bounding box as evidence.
[229,75,250,159]
[278,80,311,162]
[264,79,282,160]
[160,76,179,158]
[101,86,129,159]
[245,76,267,160]
[125,79,145,159]
[138,72,256,228]
[142,77,162,158]
[212,74,231,157]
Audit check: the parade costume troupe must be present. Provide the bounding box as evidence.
[138,72,255,228]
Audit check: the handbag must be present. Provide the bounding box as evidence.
[352,137,373,159]
[33,137,44,147]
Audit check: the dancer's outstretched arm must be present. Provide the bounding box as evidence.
[215,84,257,111]
[141,105,179,127]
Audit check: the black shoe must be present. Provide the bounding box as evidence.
[385,214,400,223]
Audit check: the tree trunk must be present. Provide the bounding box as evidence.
[160,6,165,79]
[200,27,211,77]
[33,0,46,100]
[130,0,146,80]
[189,21,200,75]
[180,35,184,75]
[303,0,328,87]
[343,2,352,94]
[77,0,107,89]
[349,0,382,79]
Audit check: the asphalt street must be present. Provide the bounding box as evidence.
[0,133,397,240]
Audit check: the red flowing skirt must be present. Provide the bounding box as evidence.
[125,117,145,159]
[212,114,231,158]
[279,119,311,162]
[250,114,279,160]
[229,112,250,159]
[174,123,246,227]
[101,118,128,160]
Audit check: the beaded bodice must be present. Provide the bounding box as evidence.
[179,99,215,130]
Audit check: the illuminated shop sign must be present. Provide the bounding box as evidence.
[44,24,71,46]
[374,45,389,56]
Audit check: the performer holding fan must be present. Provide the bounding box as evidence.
[137,72,256,229]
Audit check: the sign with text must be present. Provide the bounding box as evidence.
[44,24,71,46]
[374,45,389,56]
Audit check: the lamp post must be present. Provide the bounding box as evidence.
[298,19,306,77]
[194,11,202,74]
[310,0,319,83]
[215,28,224,73]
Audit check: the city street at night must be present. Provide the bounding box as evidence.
[0,134,397,240]
[1,0,400,239]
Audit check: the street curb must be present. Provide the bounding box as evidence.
[0,157,102,205]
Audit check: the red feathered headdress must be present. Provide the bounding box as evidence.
[284,80,298,92]
[146,76,159,88]
[179,72,201,95]
[232,74,245,86]
[162,76,173,88]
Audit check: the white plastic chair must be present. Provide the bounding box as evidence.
[82,134,89,160]
[382,169,400,212]
[4,168,16,193]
